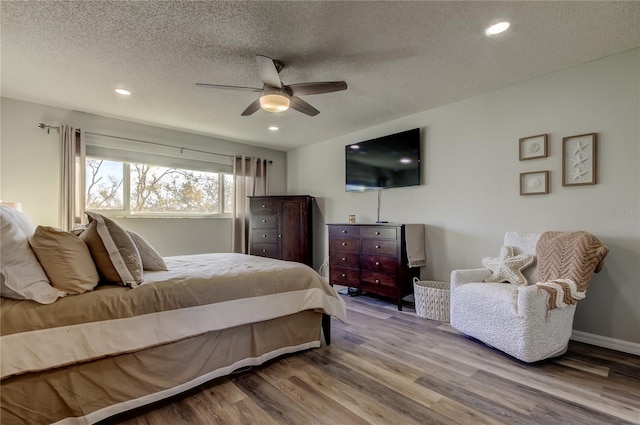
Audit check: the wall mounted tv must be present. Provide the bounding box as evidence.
[345,128,421,192]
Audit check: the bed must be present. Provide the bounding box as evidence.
[0,207,346,425]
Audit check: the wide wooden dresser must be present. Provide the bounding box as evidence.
[249,195,313,267]
[328,223,418,310]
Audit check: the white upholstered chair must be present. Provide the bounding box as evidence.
[450,231,606,363]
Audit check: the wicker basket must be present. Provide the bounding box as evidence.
[413,278,450,322]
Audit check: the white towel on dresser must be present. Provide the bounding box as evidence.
[405,224,426,268]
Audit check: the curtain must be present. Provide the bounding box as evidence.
[232,156,269,253]
[60,126,86,231]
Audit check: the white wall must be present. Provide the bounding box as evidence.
[0,98,287,255]
[288,49,640,345]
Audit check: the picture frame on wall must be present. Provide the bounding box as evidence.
[562,133,597,186]
[519,134,548,160]
[520,170,549,195]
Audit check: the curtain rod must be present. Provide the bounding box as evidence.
[37,123,60,134]
[37,124,272,163]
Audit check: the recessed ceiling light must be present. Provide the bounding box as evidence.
[485,21,510,36]
[268,125,279,131]
[115,88,131,96]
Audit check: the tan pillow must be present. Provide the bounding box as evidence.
[127,231,168,271]
[80,212,143,286]
[29,226,99,294]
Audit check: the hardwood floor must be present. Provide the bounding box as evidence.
[113,293,640,425]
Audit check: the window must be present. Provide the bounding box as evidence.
[86,157,234,216]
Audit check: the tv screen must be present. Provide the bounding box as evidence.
[345,128,421,192]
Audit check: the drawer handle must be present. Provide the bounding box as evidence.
[341,230,347,233]
[262,249,266,253]
[376,245,381,249]
[375,279,380,283]
[262,219,267,223]
[342,242,347,246]
[341,273,346,277]
[375,261,380,266]
[375,231,380,235]
[342,257,347,261]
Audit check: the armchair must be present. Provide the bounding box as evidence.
[450,231,608,363]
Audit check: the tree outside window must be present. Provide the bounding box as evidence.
[86,158,233,215]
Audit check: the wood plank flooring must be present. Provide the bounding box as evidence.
[111,293,640,425]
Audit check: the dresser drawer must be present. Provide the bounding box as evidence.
[330,268,360,286]
[250,198,276,214]
[252,214,277,229]
[330,252,360,269]
[361,239,398,256]
[252,243,278,258]
[361,226,397,239]
[252,229,279,244]
[330,237,360,253]
[361,270,397,289]
[329,226,361,238]
[360,254,397,274]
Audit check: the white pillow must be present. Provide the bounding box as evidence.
[0,206,66,304]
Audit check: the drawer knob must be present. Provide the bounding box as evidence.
[262,234,267,238]
[342,257,346,261]
[262,219,267,223]
[262,204,266,208]
[262,249,266,253]
[375,231,380,235]
[341,273,346,277]
[341,230,347,233]
[376,245,381,249]
[375,261,380,266]
[278,234,282,238]
[375,279,380,283]
[342,242,347,246]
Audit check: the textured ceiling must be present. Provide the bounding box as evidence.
[1,1,638,151]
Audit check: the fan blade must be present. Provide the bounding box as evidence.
[241,98,262,116]
[289,96,320,116]
[256,55,282,89]
[196,83,261,93]
[288,81,347,96]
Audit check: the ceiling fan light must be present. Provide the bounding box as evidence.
[260,94,290,112]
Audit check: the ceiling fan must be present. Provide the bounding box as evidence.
[196,55,347,117]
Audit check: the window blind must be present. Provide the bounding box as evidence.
[85,133,234,174]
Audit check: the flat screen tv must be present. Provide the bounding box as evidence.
[345,128,421,192]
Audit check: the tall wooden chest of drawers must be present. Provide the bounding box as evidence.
[328,223,418,310]
[249,196,313,267]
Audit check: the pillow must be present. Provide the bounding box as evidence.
[482,245,535,286]
[127,231,168,271]
[29,226,99,294]
[0,206,66,304]
[80,212,143,286]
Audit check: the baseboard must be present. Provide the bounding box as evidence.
[571,330,640,356]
